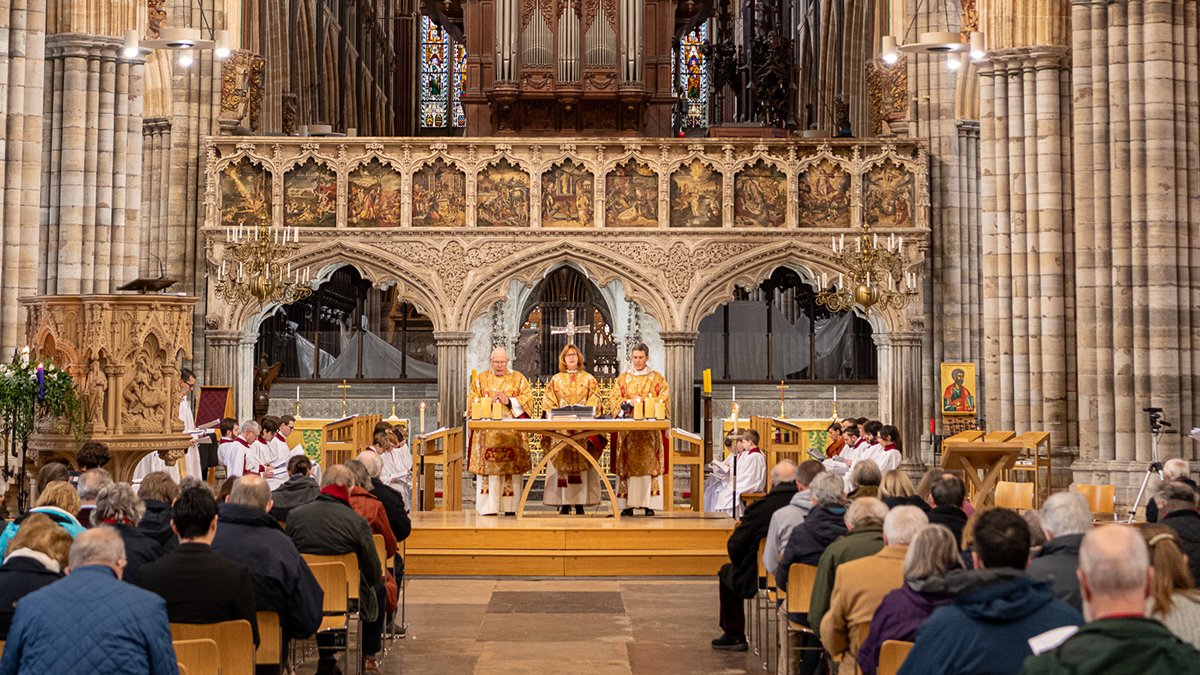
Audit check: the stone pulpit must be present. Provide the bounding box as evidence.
[22,294,197,481]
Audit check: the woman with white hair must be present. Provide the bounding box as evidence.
[856,524,964,675]
[90,482,165,584]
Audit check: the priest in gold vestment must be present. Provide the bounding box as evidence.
[469,347,534,515]
[542,344,604,514]
[609,343,670,516]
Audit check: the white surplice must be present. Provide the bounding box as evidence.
[133,397,203,483]
[703,448,767,516]
[379,443,413,512]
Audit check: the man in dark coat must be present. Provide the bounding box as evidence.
[212,475,323,644]
[90,482,165,585]
[136,472,180,552]
[925,473,968,547]
[1144,458,1196,523]
[137,487,260,646]
[1157,481,1200,583]
[1028,491,1093,612]
[711,461,798,651]
[778,472,851,591]
[270,455,320,522]
[286,465,383,674]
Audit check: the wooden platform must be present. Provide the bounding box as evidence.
[406,511,735,577]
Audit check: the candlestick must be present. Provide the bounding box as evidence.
[702,369,712,395]
[35,364,44,402]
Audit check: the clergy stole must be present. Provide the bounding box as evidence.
[608,370,670,482]
[468,370,534,478]
[542,370,603,483]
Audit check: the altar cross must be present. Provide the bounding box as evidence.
[776,380,789,418]
[337,379,352,417]
[549,309,590,346]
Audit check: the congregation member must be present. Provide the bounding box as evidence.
[469,346,534,516]
[824,422,845,458]
[763,460,825,578]
[75,467,112,528]
[211,475,323,653]
[880,470,929,511]
[704,429,767,516]
[0,482,85,555]
[820,505,928,674]
[1146,457,1196,522]
[1141,524,1200,649]
[857,524,964,675]
[1028,491,1092,611]
[134,368,202,482]
[1156,481,1200,583]
[807,497,890,631]
[1023,509,1047,553]
[380,426,412,510]
[777,471,848,592]
[0,528,179,674]
[542,344,604,515]
[0,515,71,638]
[346,460,399,560]
[898,509,1081,675]
[1023,524,1200,674]
[358,450,412,545]
[271,455,321,521]
[137,487,259,646]
[610,342,670,516]
[35,462,70,493]
[137,471,181,551]
[286,464,384,674]
[926,473,969,546]
[711,461,798,652]
[90,482,164,584]
[74,440,111,474]
[848,459,882,498]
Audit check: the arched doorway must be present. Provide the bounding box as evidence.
[513,267,617,379]
[696,267,876,381]
[255,265,438,380]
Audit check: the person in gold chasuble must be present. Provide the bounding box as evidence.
[469,347,534,515]
[542,344,605,515]
[609,342,670,516]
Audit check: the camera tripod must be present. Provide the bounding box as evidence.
[1126,407,1176,523]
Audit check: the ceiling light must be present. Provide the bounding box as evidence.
[947,55,962,71]
[141,27,214,51]
[122,30,140,58]
[178,51,194,68]
[214,30,230,59]
[881,36,899,66]
[970,31,985,61]
[899,31,968,54]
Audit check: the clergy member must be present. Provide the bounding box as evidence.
[226,419,259,476]
[133,368,204,483]
[703,429,767,516]
[252,416,290,487]
[469,347,534,516]
[609,342,670,517]
[381,427,414,512]
[542,344,604,515]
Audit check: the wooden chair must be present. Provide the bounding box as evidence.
[171,639,219,675]
[995,480,1035,510]
[178,664,187,675]
[302,552,361,604]
[784,564,822,675]
[1073,483,1117,520]
[373,533,388,575]
[170,621,255,675]
[878,640,914,675]
[305,561,356,670]
[255,611,284,671]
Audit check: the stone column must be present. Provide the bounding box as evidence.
[435,331,472,428]
[876,331,924,468]
[205,329,258,422]
[660,331,698,432]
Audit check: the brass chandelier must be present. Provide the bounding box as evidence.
[214,217,313,305]
[816,224,918,312]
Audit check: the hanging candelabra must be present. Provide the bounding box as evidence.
[816,224,918,312]
[214,216,313,305]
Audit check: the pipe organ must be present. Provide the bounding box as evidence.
[462,0,674,134]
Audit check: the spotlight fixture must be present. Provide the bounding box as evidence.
[881,36,899,66]
[122,30,140,58]
[214,29,231,59]
[969,31,985,61]
[947,55,962,71]
[178,51,194,68]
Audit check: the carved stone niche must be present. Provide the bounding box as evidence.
[21,294,197,482]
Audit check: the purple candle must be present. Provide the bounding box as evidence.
[36,363,44,402]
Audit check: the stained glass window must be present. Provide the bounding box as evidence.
[676,24,709,129]
[420,16,466,129]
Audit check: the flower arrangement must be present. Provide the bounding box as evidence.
[0,349,84,447]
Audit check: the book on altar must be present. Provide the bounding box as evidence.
[547,405,596,420]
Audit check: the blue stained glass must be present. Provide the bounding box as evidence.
[675,24,708,129]
[420,16,467,129]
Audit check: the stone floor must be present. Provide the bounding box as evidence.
[297,577,766,674]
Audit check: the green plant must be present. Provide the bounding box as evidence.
[0,351,85,447]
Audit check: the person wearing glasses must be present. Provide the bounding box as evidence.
[133,369,202,483]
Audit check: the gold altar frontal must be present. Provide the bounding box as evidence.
[405,510,735,577]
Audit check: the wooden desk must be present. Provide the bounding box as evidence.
[942,442,1023,507]
[469,418,671,519]
[412,427,464,511]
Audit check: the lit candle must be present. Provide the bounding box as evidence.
[833,386,837,403]
[419,401,426,434]
[296,385,300,401]
[732,385,736,402]
[36,363,44,402]
[391,386,396,403]
[702,369,712,395]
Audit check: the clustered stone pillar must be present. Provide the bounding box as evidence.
[977,47,1075,461]
[0,0,46,354]
[434,331,473,428]
[40,35,146,295]
[205,330,259,422]
[875,331,924,466]
[1071,0,1200,478]
[659,331,698,432]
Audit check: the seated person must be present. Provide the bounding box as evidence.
[136,471,181,551]
[848,459,882,498]
[704,429,767,516]
[90,482,164,584]
[0,515,71,638]
[880,470,929,511]
[0,482,86,556]
[925,473,969,547]
[137,487,259,646]
[270,455,320,522]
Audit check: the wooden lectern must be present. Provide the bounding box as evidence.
[942,439,1023,507]
[321,415,381,469]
